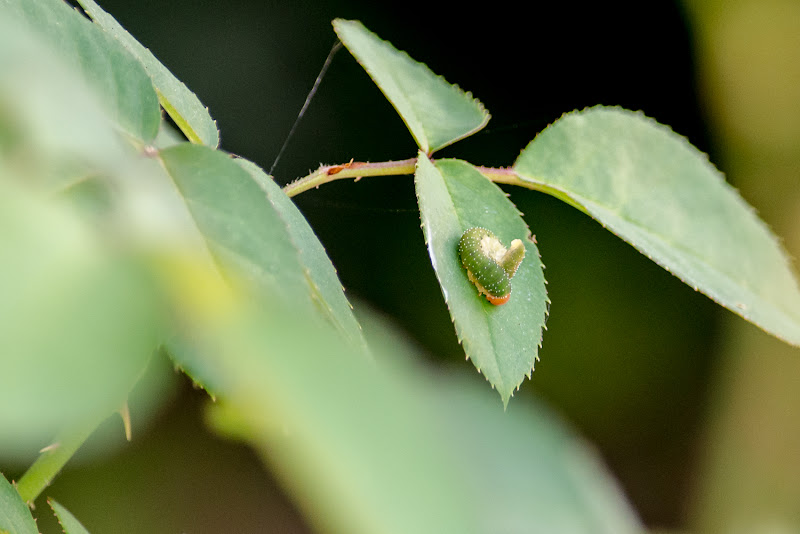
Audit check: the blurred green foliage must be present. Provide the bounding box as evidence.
[3,0,799,533]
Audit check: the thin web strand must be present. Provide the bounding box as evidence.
[269,40,343,176]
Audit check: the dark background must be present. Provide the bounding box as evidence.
[43,1,722,531]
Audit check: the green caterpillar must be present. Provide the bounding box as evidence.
[458,227,525,306]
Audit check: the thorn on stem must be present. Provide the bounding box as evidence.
[39,442,60,453]
[118,402,132,442]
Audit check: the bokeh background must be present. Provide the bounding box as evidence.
[23,0,800,532]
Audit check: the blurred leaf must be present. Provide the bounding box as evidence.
[0,472,37,534]
[159,255,234,399]
[75,0,220,147]
[49,499,91,534]
[160,146,369,394]
[197,297,640,534]
[153,120,187,150]
[236,158,367,352]
[515,107,800,346]
[433,379,642,534]
[334,19,489,154]
[0,14,130,187]
[0,184,160,456]
[158,144,315,312]
[415,154,548,404]
[198,304,480,534]
[364,314,643,533]
[2,0,159,143]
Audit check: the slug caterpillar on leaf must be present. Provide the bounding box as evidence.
[458,227,525,306]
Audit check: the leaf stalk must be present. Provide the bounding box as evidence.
[15,423,96,506]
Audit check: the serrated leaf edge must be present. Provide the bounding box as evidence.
[76,0,220,148]
[49,498,90,534]
[514,105,800,346]
[333,19,490,154]
[234,158,369,353]
[416,156,548,405]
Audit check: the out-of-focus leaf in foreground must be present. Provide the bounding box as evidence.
[0,15,162,456]
[434,379,642,534]
[192,301,642,534]
[515,107,800,346]
[0,184,161,456]
[76,0,220,147]
[179,303,479,534]
[0,13,130,187]
[2,0,160,143]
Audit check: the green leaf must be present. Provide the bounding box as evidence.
[0,13,129,186]
[334,19,489,154]
[514,107,800,346]
[0,473,37,534]
[198,305,481,534]
[0,183,160,455]
[414,154,548,405]
[235,158,367,352]
[433,377,642,534]
[158,145,313,313]
[75,0,220,147]
[2,0,160,142]
[0,15,162,456]
[49,499,91,534]
[198,302,640,534]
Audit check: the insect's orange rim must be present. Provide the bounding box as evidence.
[486,293,511,306]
